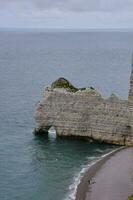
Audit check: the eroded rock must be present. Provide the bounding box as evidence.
[34,60,133,146]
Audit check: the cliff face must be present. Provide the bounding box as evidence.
[34,66,133,146]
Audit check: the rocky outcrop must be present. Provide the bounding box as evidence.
[34,62,133,146]
[128,57,133,103]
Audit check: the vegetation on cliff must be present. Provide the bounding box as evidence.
[129,194,133,200]
[51,77,95,92]
[51,77,78,92]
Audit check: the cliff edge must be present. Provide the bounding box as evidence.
[34,60,133,146]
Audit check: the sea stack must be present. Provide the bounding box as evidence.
[34,57,133,146]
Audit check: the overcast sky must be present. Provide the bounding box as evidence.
[0,0,133,29]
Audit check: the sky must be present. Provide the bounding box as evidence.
[0,0,133,29]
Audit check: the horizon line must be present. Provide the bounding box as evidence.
[0,27,133,32]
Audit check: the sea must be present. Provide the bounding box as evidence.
[0,29,133,200]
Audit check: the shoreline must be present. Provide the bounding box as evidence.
[75,147,131,200]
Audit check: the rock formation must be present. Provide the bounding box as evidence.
[34,59,133,146]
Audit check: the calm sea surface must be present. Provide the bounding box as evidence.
[0,29,133,200]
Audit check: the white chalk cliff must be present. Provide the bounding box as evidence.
[34,58,133,146]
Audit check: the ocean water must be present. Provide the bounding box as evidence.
[0,29,133,200]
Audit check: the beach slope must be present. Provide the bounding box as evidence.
[76,148,133,200]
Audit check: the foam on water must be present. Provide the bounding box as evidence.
[64,147,123,200]
[64,159,99,200]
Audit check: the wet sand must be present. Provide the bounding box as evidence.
[76,147,133,200]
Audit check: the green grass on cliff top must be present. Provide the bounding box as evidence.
[51,77,94,92]
[129,194,133,200]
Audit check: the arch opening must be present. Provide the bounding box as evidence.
[48,126,57,140]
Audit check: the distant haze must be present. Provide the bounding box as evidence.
[0,0,133,29]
